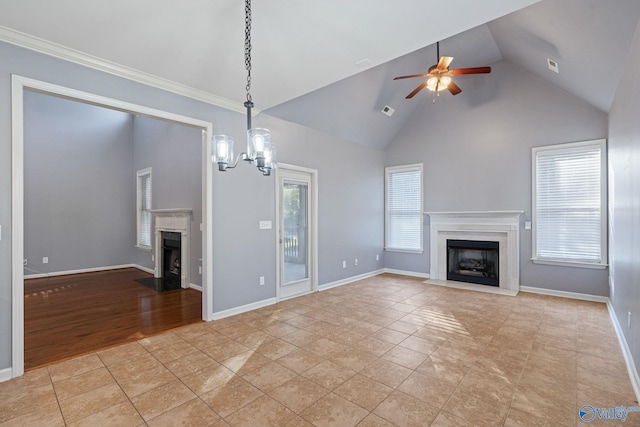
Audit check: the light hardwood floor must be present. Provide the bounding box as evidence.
[24,268,202,369]
[4,273,638,426]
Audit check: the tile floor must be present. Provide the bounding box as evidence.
[1,274,638,426]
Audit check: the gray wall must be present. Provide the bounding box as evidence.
[23,91,135,274]
[384,60,610,296]
[261,116,385,285]
[608,18,640,382]
[132,116,203,287]
[208,114,385,312]
[0,40,385,370]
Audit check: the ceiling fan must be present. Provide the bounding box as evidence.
[393,41,491,101]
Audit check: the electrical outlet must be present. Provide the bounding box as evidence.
[198,266,202,275]
[260,276,265,285]
[376,254,379,261]
[42,257,49,264]
[628,312,632,329]
[355,259,358,266]
[342,261,346,269]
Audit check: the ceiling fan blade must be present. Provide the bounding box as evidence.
[449,66,492,75]
[406,81,429,99]
[393,73,429,80]
[437,56,454,71]
[448,81,462,95]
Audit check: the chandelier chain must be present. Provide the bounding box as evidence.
[245,0,252,102]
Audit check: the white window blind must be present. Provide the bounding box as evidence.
[385,164,423,252]
[533,140,606,266]
[137,168,152,248]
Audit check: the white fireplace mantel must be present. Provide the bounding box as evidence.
[426,211,523,294]
[151,209,192,288]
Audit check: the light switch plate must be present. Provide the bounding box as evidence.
[525,221,532,230]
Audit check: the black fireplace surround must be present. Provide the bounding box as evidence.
[447,239,499,286]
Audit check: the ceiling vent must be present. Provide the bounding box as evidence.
[547,58,559,73]
[381,105,395,117]
[355,58,371,68]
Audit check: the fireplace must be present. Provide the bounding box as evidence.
[151,209,192,289]
[447,239,499,286]
[427,211,523,295]
[162,231,181,286]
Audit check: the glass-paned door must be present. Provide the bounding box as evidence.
[279,169,313,298]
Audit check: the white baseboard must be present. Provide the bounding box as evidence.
[0,367,13,383]
[607,300,640,403]
[319,269,384,291]
[189,283,202,292]
[24,264,139,279]
[212,297,277,321]
[133,264,154,275]
[520,286,608,303]
[383,268,430,279]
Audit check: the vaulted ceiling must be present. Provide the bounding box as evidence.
[1,0,639,148]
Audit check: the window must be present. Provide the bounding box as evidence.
[137,168,152,249]
[385,164,423,252]
[532,139,607,268]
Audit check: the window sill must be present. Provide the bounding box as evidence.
[531,258,608,269]
[385,248,424,254]
[136,245,152,252]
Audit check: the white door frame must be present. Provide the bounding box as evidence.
[10,75,215,378]
[275,164,318,301]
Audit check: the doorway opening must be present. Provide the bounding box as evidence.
[11,75,214,377]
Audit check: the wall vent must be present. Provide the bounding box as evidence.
[381,105,395,117]
[547,58,559,73]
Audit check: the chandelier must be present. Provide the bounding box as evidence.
[212,0,276,176]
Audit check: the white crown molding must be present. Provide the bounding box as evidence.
[0,25,251,115]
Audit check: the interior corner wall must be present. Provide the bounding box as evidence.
[384,60,609,296]
[132,116,203,287]
[23,90,135,275]
[608,17,640,385]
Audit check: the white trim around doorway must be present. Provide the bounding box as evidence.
[10,75,215,379]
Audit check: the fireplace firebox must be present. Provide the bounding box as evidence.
[447,239,499,286]
[162,231,182,286]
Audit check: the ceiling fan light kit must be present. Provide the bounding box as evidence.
[426,76,451,92]
[393,41,491,102]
